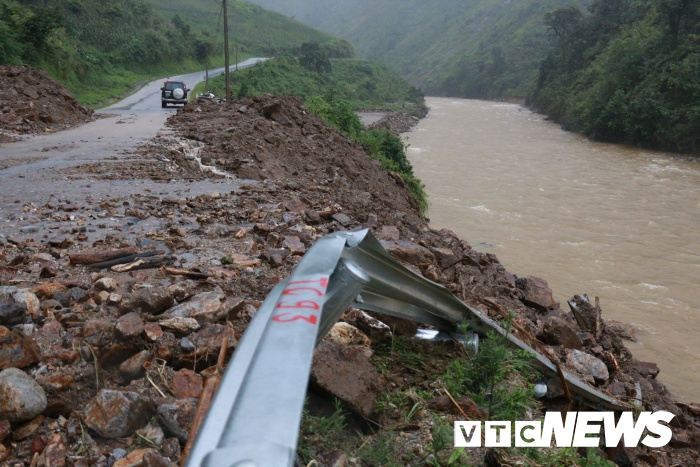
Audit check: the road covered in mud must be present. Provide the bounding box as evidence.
[0,66,699,465]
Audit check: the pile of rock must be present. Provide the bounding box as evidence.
[366,111,421,134]
[0,65,94,141]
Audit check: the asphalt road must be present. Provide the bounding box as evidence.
[0,59,267,235]
[101,58,268,113]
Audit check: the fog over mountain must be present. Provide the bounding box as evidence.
[245,0,591,98]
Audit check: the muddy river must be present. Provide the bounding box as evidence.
[406,97,700,402]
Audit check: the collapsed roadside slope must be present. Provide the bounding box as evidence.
[0,94,697,465]
[0,66,94,143]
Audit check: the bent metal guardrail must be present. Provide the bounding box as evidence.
[184,229,629,467]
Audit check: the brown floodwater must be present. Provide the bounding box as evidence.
[406,97,700,402]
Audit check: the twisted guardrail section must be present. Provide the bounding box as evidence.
[184,229,628,467]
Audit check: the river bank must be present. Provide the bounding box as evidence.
[406,97,700,404]
[0,90,699,464]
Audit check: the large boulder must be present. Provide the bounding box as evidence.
[0,368,47,422]
[311,341,380,418]
[517,276,559,311]
[84,390,153,438]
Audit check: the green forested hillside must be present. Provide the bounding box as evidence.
[246,0,591,99]
[530,0,700,153]
[145,0,336,57]
[204,55,424,111]
[0,0,337,106]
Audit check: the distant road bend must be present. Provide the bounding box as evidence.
[0,58,268,222]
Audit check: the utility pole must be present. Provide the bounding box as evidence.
[223,0,231,104]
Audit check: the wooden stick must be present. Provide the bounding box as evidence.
[181,337,229,466]
[69,247,139,265]
[163,267,210,280]
[443,388,469,420]
[110,255,171,272]
[88,250,163,269]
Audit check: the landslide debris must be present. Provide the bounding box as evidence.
[0,94,697,466]
[366,111,421,134]
[0,65,94,143]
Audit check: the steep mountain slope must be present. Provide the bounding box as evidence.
[145,0,332,55]
[0,0,334,106]
[246,0,591,98]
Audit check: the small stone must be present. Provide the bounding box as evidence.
[326,322,371,346]
[94,277,118,292]
[0,368,47,422]
[118,350,151,381]
[135,422,165,447]
[607,381,628,397]
[162,437,181,459]
[0,301,26,326]
[12,414,45,440]
[385,240,436,265]
[311,341,379,418]
[112,448,127,460]
[343,309,392,343]
[331,212,353,227]
[115,312,144,339]
[31,283,67,300]
[0,419,9,443]
[31,253,55,264]
[180,337,194,352]
[171,368,203,398]
[94,277,119,292]
[431,247,458,268]
[634,361,660,379]
[108,293,122,305]
[366,213,378,228]
[164,290,226,322]
[261,248,290,267]
[377,225,400,241]
[157,398,198,443]
[540,315,583,349]
[282,236,306,255]
[11,289,40,318]
[113,448,158,467]
[188,324,236,356]
[566,349,609,383]
[159,317,200,333]
[143,323,163,342]
[36,433,66,467]
[47,236,73,249]
[517,276,559,311]
[119,287,175,315]
[36,374,74,393]
[84,389,153,438]
[0,328,42,369]
[96,291,110,304]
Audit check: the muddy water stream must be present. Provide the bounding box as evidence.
[406,97,700,402]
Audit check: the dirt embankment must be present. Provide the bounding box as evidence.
[0,65,94,143]
[0,93,698,465]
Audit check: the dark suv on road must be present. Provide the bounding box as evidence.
[161,80,188,108]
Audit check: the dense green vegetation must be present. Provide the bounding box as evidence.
[0,0,337,106]
[203,54,424,111]
[145,0,343,58]
[245,0,591,99]
[0,0,209,105]
[298,333,613,465]
[530,0,700,153]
